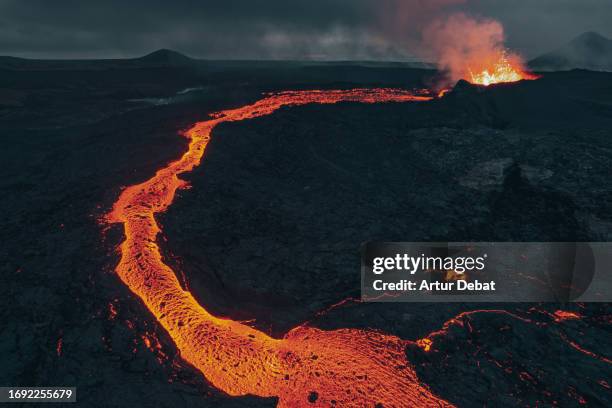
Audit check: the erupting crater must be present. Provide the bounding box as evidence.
[467,51,540,86]
[106,88,454,407]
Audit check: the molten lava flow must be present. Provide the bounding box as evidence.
[468,51,539,86]
[107,88,454,407]
[552,310,581,322]
[437,88,450,98]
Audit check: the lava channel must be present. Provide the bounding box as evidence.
[106,88,454,407]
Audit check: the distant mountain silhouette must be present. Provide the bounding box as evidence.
[136,49,194,66]
[0,48,196,70]
[529,31,612,71]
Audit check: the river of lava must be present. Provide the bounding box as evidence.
[106,88,453,407]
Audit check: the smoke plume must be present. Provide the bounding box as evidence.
[423,13,524,83]
[379,0,531,86]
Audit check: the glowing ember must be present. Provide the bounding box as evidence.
[56,336,63,357]
[437,88,450,98]
[468,51,539,86]
[417,338,433,352]
[552,310,582,322]
[106,89,454,407]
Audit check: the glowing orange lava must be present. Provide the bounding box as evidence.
[437,88,450,98]
[468,51,539,86]
[552,310,581,322]
[106,88,454,407]
[416,338,433,352]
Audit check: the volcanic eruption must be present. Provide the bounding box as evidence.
[423,13,538,86]
[104,5,542,408]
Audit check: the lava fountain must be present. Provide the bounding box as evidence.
[468,50,539,86]
[106,88,454,407]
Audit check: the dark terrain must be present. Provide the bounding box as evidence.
[1,51,611,407]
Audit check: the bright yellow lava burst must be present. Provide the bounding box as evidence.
[469,53,529,86]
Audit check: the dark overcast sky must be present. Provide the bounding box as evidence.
[1,0,611,60]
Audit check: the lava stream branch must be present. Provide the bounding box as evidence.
[107,88,454,407]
